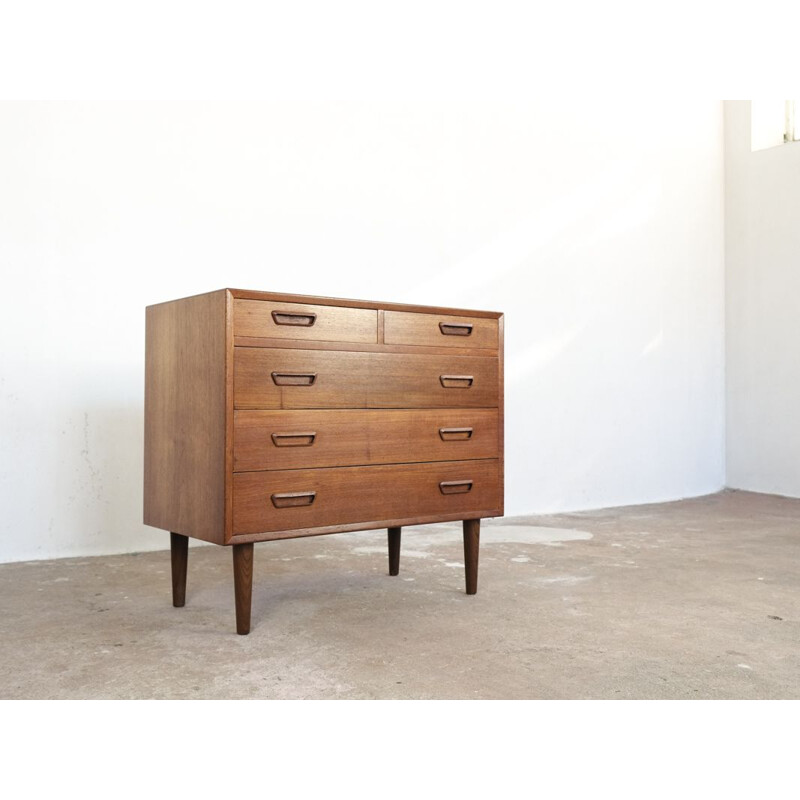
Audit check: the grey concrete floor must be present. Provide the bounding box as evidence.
[1,490,798,699]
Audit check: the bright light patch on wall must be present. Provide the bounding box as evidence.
[751,100,799,151]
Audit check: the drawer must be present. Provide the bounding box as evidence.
[233,459,501,534]
[234,408,499,471]
[234,299,377,344]
[384,311,498,350]
[234,348,499,409]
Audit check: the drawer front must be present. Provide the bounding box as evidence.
[234,348,499,409]
[233,459,501,534]
[234,408,499,471]
[234,299,377,344]
[384,311,498,350]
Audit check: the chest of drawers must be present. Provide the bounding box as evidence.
[144,289,504,633]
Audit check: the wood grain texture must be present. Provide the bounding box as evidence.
[463,518,480,594]
[234,348,499,409]
[226,508,503,544]
[388,527,401,575]
[497,314,505,517]
[170,532,188,607]
[233,299,377,343]
[384,311,498,350]
[232,459,500,535]
[233,543,253,635]
[144,290,227,544]
[225,290,234,543]
[228,288,502,319]
[234,337,497,357]
[233,408,499,471]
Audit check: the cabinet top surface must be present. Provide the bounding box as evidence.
[147,288,503,319]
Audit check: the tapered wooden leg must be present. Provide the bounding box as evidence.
[233,543,254,635]
[463,519,480,595]
[388,527,401,575]
[170,532,188,608]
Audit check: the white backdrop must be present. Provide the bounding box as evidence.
[725,101,800,496]
[0,101,725,562]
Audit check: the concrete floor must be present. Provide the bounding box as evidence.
[1,490,798,699]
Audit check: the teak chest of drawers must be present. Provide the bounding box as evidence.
[144,289,504,633]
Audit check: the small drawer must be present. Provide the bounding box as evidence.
[384,311,498,349]
[234,348,499,409]
[233,408,500,471]
[232,459,501,534]
[234,299,377,344]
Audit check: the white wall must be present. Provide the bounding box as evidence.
[725,100,800,496]
[0,101,725,563]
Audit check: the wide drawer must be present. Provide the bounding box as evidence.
[234,408,499,471]
[234,299,377,344]
[233,459,501,534]
[384,310,498,350]
[234,348,499,409]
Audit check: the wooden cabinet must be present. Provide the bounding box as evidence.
[144,289,504,634]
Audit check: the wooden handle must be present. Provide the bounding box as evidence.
[439,427,474,441]
[271,310,317,327]
[439,322,473,336]
[439,375,474,388]
[271,491,316,508]
[271,431,317,447]
[271,371,317,386]
[439,480,474,495]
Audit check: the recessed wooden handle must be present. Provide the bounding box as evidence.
[271,310,317,327]
[271,491,316,508]
[271,372,317,386]
[439,480,473,495]
[439,375,474,388]
[439,322,473,336]
[439,427,474,441]
[271,432,317,447]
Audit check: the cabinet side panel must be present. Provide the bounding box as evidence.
[498,314,505,516]
[144,291,227,544]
